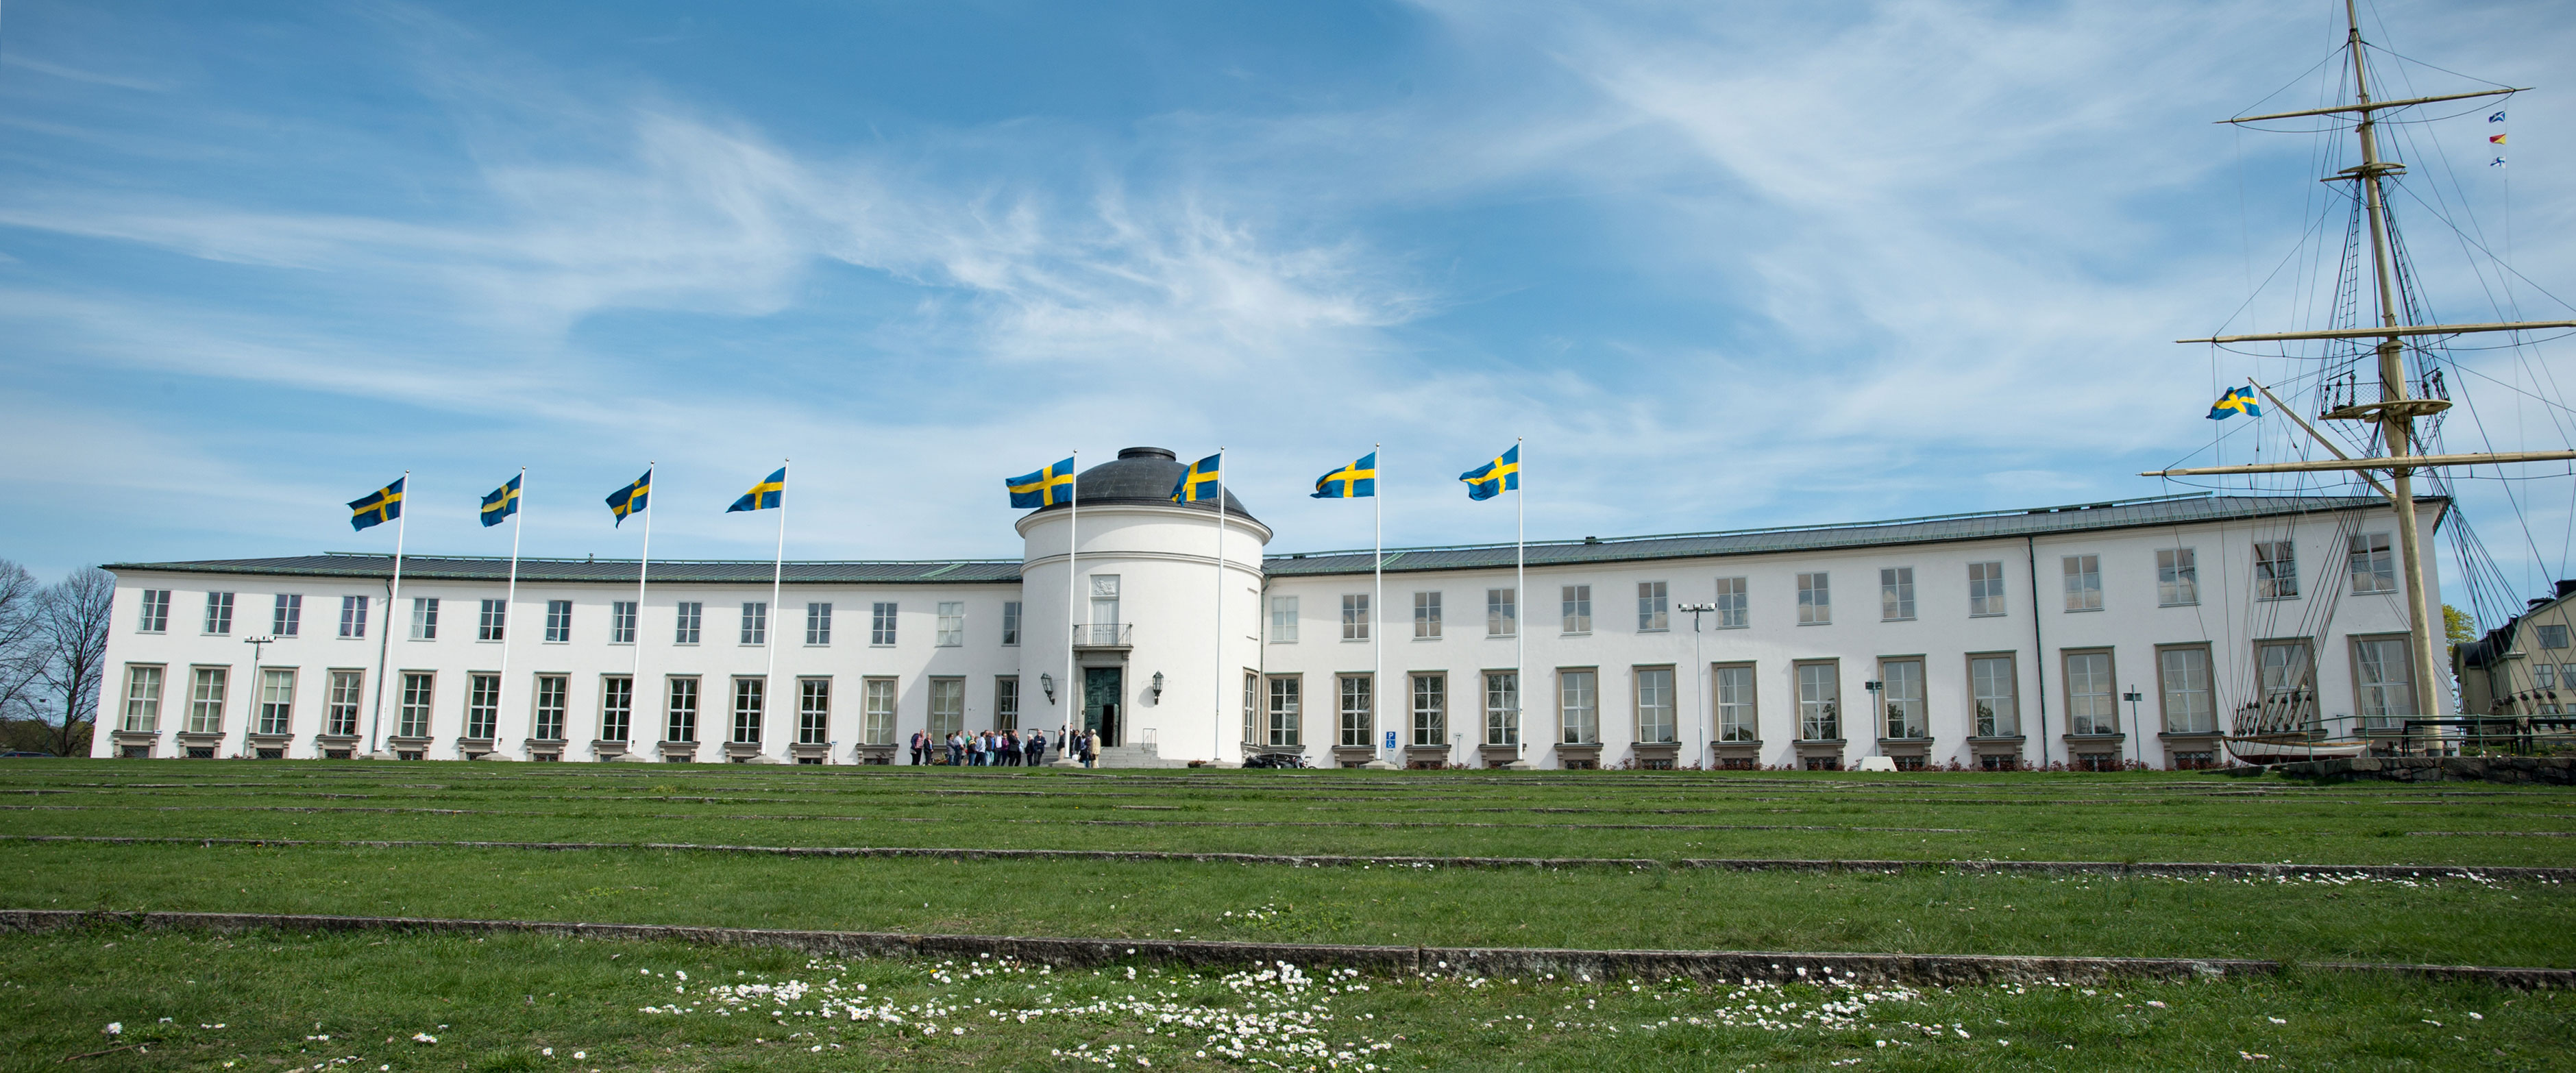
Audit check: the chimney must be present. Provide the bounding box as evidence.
[2556,580,2576,600]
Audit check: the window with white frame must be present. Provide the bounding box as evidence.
[1001,601,1022,646]
[466,674,500,739]
[1796,663,1839,740]
[272,594,302,637]
[732,677,763,743]
[1269,596,1299,643]
[121,665,164,732]
[409,597,438,640]
[599,676,633,742]
[533,675,568,741]
[1637,582,1669,632]
[2355,637,2414,728]
[338,595,368,639]
[1408,673,1443,747]
[1796,573,1830,625]
[610,601,637,644]
[664,676,699,743]
[800,678,831,743]
[1268,676,1303,748]
[1879,568,1915,621]
[807,602,835,646]
[478,598,506,641]
[1715,665,1756,742]
[1485,671,1518,746]
[1557,669,1597,745]
[255,669,294,736]
[2159,646,2215,732]
[204,592,234,635]
[2349,532,2396,594]
[1968,562,2007,617]
[740,602,768,645]
[2542,625,2572,650]
[547,600,574,643]
[935,602,962,647]
[186,667,228,735]
[929,678,964,737]
[1413,591,1442,639]
[1242,671,1260,744]
[2542,663,2560,691]
[1561,584,1591,634]
[2157,548,2198,606]
[863,678,897,745]
[326,670,363,737]
[1341,594,1370,641]
[1715,577,1747,628]
[2062,554,2102,611]
[1486,588,1516,637]
[1970,656,2017,737]
[2063,652,2116,735]
[2257,640,2314,728]
[872,602,898,646]
[137,590,171,634]
[1880,659,1925,739]
[672,601,700,644]
[1635,666,1676,744]
[2255,541,2299,599]
[992,676,1016,732]
[1338,675,1372,748]
[396,672,433,739]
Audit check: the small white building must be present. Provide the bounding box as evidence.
[89,447,2446,769]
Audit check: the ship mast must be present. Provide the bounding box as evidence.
[2150,1,2572,721]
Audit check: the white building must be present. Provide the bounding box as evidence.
[90,447,2448,769]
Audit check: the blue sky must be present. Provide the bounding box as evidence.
[2,1,2571,617]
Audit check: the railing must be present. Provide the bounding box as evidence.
[1072,623,1133,648]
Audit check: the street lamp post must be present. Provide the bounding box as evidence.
[239,635,280,758]
[1677,603,1715,769]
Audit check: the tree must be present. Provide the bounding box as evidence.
[28,567,114,757]
[2444,604,2477,648]
[0,560,44,722]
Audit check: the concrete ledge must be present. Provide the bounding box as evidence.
[2259,756,2576,785]
[0,909,2564,990]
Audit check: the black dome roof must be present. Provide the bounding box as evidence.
[1029,447,1256,523]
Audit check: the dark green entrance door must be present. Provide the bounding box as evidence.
[1083,667,1123,747]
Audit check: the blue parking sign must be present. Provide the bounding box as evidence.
[1383,730,1397,750]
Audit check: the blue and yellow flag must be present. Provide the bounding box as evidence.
[479,474,521,528]
[2207,386,2261,421]
[606,469,651,526]
[1170,453,1222,504]
[347,477,404,532]
[1312,452,1376,499]
[728,467,786,513]
[1007,457,1077,508]
[1458,445,1519,501]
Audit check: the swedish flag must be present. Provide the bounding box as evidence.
[1312,452,1376,499]
[1006,457,1077,508]
[479,474,521,528]
[728,467,786,513]
[1458,445,1519,501]
[1170,453,1222,504]
[605,469,651,526]
[2208,386,2262,421]
[347,477,404,532]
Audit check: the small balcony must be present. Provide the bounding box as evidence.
[1072,623,1134,649]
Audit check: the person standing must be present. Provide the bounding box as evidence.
[1027,728,1047,766]
[946,731,964,767]
[909,730,927,767]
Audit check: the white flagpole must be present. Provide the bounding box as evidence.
[365,471,410,757]
[630,464,654,754]
[1372,444,1383,763]
[765,460,789,757]
[1213,448,1225,763]
[1065,452,1079,761]
[1514,439,1525,769]
[497,468,525,754]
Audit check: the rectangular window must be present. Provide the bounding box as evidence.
[732,678,764,743]
[1970,655,2017,737]
[992,676,1017,732]
[799,678,831,744]
[409,597,438,641]
[187,667,228,734]
[2062,554,2102,611]
[1341,594,1370,641]
[397,672,433,739]
[1001,601,1022,646]
[672,601,700,644]
[740,602,768,645]
[2159,646,2216,733]
[2256,640,2316,731]
[1967,562,2007,617]
[1880,658,1925,739]
[1414,591,1443,639]
[272,593,302,637]
[2541,624,2572,650]
[1561,584,1592,634]
[1715,577,1747,629]
[326,670,363,737]
[1635,666,1676,744]
[255,668,294,736]
[1557,669,1597,745]
[2355,637,2416,729]
[1878,568,1915,621]
[863,678,898,745]
[2157,548,2199,606]
[2063,651,2117,736]
[2349,532,2396,594]
[1269,596,1299,643]
[2255,541,2300,599]
[121,665,165,732]
[204,592,234,635]
[338,595,369,639]
[1408,673,1443,747]
[547,600,575,643]
[1268,676,1303,748]
[664,677,699,743]
[137,590,171,633]
[1485,671,1519,746]
[1090,574,1121,631]
[929,678,964,737]
[465,674,500,739]
[1243,671,1260,744]
[610,601,637,645]
[1796,573,1830,625]
[871,602,898,646]
[935,602,964,647]
[532,675,568,741]
[2543,663,2560,691]
[1796,662,1839,741]
[809,602,836,646]
[1637,582,1668,632]
[1338,674,1373,748]
[478,598,507,641]
[1486,588,1516,637]
[1715,664,1757,742]
[599,676,633,743]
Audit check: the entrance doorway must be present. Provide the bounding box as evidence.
[1083,667,1123,747]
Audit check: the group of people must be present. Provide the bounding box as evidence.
[908,728,1103,767]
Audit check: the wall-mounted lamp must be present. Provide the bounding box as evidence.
[1862,680,1883,693]
[1151,671,1165,702]
[1040,673,1056,704]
